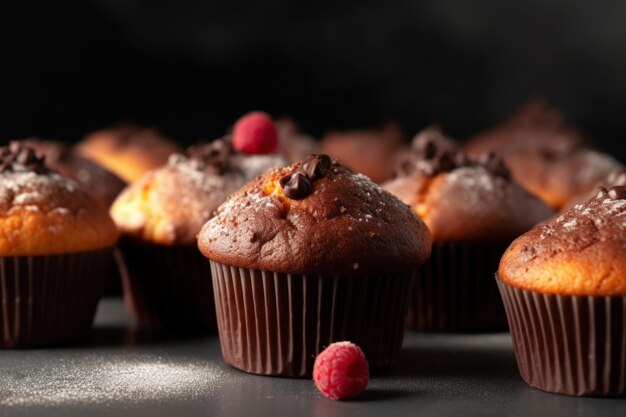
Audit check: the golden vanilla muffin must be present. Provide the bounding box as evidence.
[497,186,626,396]
[198,154,431,377]
[110,138,285,332]
[76,124,182,182]
[383,142,553,331]
[0,142,119,348]
[465,101,622,210]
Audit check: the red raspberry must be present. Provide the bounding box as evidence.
[313,341,369,400]
[232,111,279,154]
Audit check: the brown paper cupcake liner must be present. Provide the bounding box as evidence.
[119,243,216,332]
[497,275,626,397]
[0,249,112,348]
[210,261,415,378]
[407,242,509,332]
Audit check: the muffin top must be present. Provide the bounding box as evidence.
[499,186,626,296]
[76,125,182,182]
[497,147,622,210]
[465,102,622,210]
[383,143,553,244]
[0,143,119,256]
[18,138,126,207]
[198,154,431,276]
[110,139,285,246]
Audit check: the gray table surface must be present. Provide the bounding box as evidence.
[0,298,624,417]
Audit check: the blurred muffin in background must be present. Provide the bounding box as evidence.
[321,123,405,183]
[275,117,320,163]
[18,138,126,208]
[465,101,622,210]
[111,119,286,332]
[384,143,553,331]
[561,168,626,211]
[393,125,459,177]
[0,141,119,348]
[76,124,182,182]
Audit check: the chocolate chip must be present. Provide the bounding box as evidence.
[280,171,312,199]
[607,185,626,200]
[16,147,37,165]
[186,138,233,174]
[0,141,48,174]
[481,152,511,179]
[302,154,332,180]
[248,231,258,242]
[392,153,417,177]
[596,186,609,199]
[433,150,455,172]
[414,139,437,159]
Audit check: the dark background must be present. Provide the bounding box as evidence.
[2,0,626,159]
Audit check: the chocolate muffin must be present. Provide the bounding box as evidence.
[77,124,182,182]
[383,143,553,331]
[465,101,622,210]
[498,186,626,397]
[0,142,119,347]
[110,139,285,332]
[18,139,126,208]
[198,154,431,377]
[320,123,404,183]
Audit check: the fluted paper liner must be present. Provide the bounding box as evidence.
[211,262,415,377]
[0,249,111,348]
[120,244,216,332]
[497,275,626,397]
[407,242,508,332]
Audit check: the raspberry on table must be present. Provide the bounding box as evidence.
[313,341,369,400]
[232,111,279,155]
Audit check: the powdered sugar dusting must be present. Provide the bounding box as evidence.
[206,163,416,247]
[441,166,504,215]
[0,170,78,215]
[562,219,577,230]
[0,355,225,407]
[544,196,626,240]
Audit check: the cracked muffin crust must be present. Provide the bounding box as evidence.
[198,154,431,276]
[499,185,626,295]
